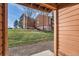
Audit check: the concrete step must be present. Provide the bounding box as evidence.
[31,50,54,56]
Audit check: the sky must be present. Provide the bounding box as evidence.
[8,3,27,28]
[8,3,40,28]
[8,3,52,28]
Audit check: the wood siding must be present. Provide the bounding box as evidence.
[58,4,79,56]
[0,3,3,56]
[0,3,8,56]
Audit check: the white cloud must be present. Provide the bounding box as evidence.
[10,3,26,12]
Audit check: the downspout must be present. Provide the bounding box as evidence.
[43,12,44,31]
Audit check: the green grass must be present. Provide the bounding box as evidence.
[8,29,53,48]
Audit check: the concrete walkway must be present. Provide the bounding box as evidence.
[31,50,54,56]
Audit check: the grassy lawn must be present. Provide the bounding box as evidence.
[8,29,53,48]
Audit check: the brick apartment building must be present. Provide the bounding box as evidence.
[35,14,53,31]
[19,13,53,31]
[19,13,35,29]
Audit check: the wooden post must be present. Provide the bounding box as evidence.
[54,8,59,56]
[2,3,8,56]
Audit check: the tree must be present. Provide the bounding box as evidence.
[18,19,23,28]
[27,8,33,18]
[14,20,18,28]
[50,16,54,31]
